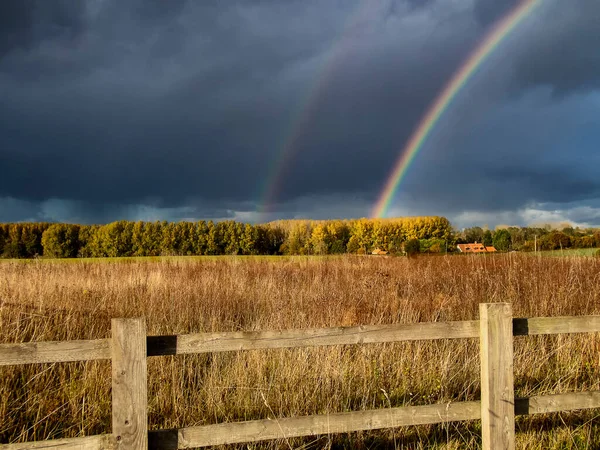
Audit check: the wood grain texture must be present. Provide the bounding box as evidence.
[480,303,515,450]
[146,321,480,356]
[516,391,600,415]
[514,316,600,336]
[174,401,481,448]
[111,319,148,450]
[0,435,114,450]
[5,391,597,450]
[0,339,111,366]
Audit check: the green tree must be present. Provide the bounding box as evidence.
[256,224,284,254]
[42,224,81,258]
[404,238,421,257]
[0,224,7,256]
[195,221,209,255]
[464,227,484,244]
[327,221,350,254]
[96,221,134,257]
[482,230,493,247]
[240,224,258,255]
[205,221,224,255]
[3,224,24,258]
[219,221,242,255]
[492,229,512,252]
[21,223,48,257]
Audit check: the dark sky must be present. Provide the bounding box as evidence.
[1,0,599,228]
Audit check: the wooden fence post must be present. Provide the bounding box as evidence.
[479,303,515,450]
[112,318,148,450]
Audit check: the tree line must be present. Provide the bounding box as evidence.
[458,226,600,252]
[0,217,451,258]
[1,219,599,259]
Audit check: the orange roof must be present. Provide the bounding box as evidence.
[457,243,491,253]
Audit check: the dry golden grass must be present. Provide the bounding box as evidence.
[1,254,599,449]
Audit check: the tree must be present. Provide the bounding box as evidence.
[240,224,259,255]
[404,238,421,257]
[482,230,493,247]
[540,231,571,251]
[95,221,134,257]
[464,227,484,244]
[0,215,463,258]
[3,224,24,258]
[349,219,373,253]
[78,225,99,257]
[492,229,512,252]
[0,225,6,256]
[327,221,349,254]
[309,224,330,255]
[281,222,310,255]
[205,221,224,255]
[21,223,48,257]
[42,224,80,258]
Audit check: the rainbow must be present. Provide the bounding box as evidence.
[371,0,541,218]
[258,2,375,220]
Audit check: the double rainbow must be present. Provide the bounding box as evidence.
[371,0,541,218]
[257,2,374,219]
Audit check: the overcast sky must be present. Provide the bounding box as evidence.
[1,0,599,228]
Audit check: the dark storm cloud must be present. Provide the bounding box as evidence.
[472,0,521,27]
[0,0,86,59]
[388,86,600,223]
[1,0,599,225]
[401,0,435,12]
[512,0,600,94]
[0,0,474,211]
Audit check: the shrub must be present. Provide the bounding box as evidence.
[404,238,421,256]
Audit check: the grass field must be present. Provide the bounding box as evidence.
[537,248,600,257]
[1,254,599,448]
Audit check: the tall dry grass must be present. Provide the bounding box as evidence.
[1,254,599,449]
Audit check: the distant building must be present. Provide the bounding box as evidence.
[371,248,389,255]
[457,242,497,253]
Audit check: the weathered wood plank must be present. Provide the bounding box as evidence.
[0,339,111,366]
[5,391,597,450]
[170,401,481,448]
[514,316,600,336]
[480,303,515,450]
[111,319,148,450]
[515,391,600,415]
[147,321,480,356]
[0,434,114,450]
[3,315,597,366]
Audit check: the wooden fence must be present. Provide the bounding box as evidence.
[1,303,600,450]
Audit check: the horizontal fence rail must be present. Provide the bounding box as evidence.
[149,391,600,449]
[3,392,600,450]
[147,320,480,356]
[3,316,600,365]
[1,305,600,450]
[0,338,111,366]
[0,435,114,450]
[513,315,600,336]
